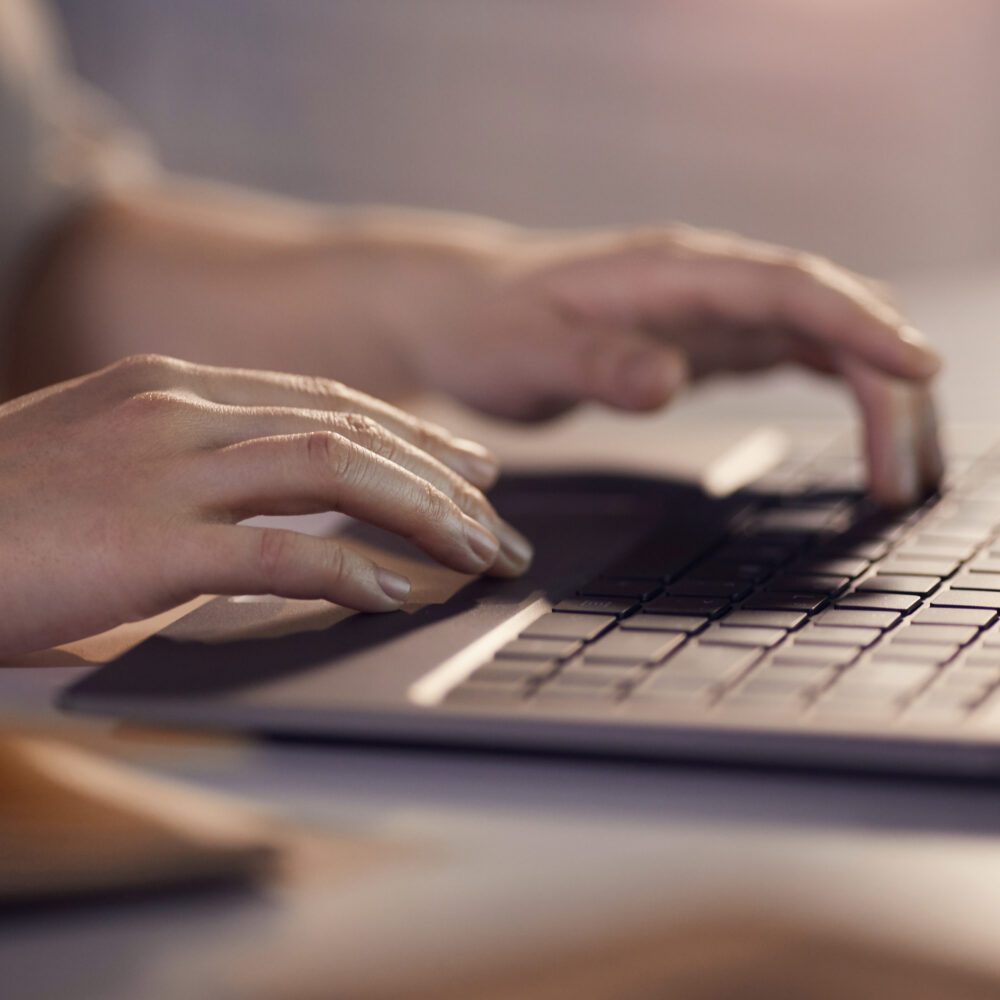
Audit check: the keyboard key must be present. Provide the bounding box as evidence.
[901,690,976,725]
[496,638,581,661]
[737,675,817,698]
[771,643,861,670]
[968,555,1000,574]
[665,644,761,680]
[720,541,798,564]
[748,507,843,533]
[772,645,859,668]
[895,537,978,560]
[824,539,889,561]
[878,557,961,577]
[530,686,618,710]
[856,574,941,596]
[765,574,849,595]
[444,684,526,708]
[554,664,632,687]
[909,606,995,627]
[699,625,786,648]
[577,578,661,600]
[951,572,1000,591]
[553,597,637,616]
[932,589,1000,611]
[472,662,551,684]
[664,579,752,600]
[636,671,716,697]
[834,592,920,613]
[621,613,708,633]
[953,647,1000,669]
[522,612,615,642]
[871,644,958,666]
[721,610,807,629]
[810,700,902,723]
[847,662,937,687]
[813,608,901,629]
[750,664,835,687]
[643,595,731,618]
[714,693,803,718]
[887,624,979,646]
[582,631,684,665]
[793,625,882,647]
[969,691,1000,725]
[935,665,999,690]
[741,592,827,613]
[690,560,770,583]
[796,556,870,578]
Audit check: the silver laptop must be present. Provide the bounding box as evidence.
[63,424,1000,777]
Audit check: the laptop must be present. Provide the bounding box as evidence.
[63,419,1000,777]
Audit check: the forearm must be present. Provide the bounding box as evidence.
[5,179,511,399]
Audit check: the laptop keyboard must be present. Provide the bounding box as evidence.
[444,435,1000,730]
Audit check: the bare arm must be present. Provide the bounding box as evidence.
[6,180,507,400]
[7,180,943,506]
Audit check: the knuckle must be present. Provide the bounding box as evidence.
[303,431,352,479]
[117,388,193,422]
[775,250,826,284]
[410,418,447,455]
[255,528,294,582]
[323,543,346,583]
[291,372,348,403]
[451,477,489,517]
[340,412,387,450]
[414,477,454,528]
[106,353,183,392]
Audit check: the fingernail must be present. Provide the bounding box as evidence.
[459,453,501,487]
[375,567,411,603]
[453,439,501,486]
[498,523,534,570]
[464,519,501,567]
[899,325,942,378]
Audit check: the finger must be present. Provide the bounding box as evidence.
[192,406,533,575]
[523,321,688,413]
[841,359,943,508]
[200,431,530,577]
[171,524,413,612]
[549,244,941,382]
[675,256,937,380]
[173,362,500,489]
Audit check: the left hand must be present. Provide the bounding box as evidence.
[398,224,942,507]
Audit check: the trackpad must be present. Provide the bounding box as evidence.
[64,474,737,711]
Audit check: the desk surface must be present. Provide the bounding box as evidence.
[6,263,1000,999]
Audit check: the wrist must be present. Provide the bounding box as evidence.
[315,209,519,395]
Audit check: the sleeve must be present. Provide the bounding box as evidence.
[0,0,157,318]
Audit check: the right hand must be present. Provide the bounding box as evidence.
[0,354,532,657]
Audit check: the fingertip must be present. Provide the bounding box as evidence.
[897,325,942,379]
[615,348,688,411]
[374,566,412,606]
[451,438,501,489]
[491,523,534,577]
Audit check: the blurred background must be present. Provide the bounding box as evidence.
[53,0,1000,282]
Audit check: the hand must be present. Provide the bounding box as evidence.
[399,223,943,506]
[0,355,531,656]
